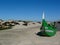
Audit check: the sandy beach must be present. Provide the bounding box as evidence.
[0,23,60,45]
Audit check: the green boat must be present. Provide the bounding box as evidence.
[41,12,56,37]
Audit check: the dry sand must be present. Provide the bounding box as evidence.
[0,24,60,45]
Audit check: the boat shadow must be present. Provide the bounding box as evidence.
[36,31,49,37]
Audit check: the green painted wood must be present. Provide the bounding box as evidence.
[42,19,56,37]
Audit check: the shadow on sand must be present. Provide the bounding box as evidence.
[36,31,49,37]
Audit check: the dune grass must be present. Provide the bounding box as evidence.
[0,26,12,30]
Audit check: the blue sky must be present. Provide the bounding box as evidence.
[0,0,60,21]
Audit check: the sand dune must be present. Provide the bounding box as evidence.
[12,22,41,29]
[0,24,60,45]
